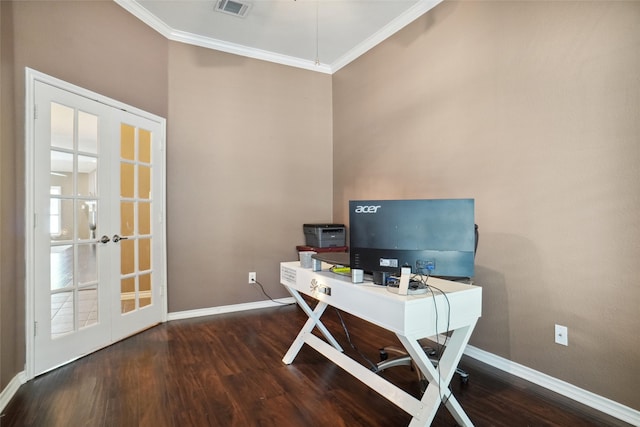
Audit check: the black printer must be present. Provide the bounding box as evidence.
[303,224,346,248]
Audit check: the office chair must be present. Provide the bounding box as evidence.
[374,224,479,393]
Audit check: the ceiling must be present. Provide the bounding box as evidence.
[115,0,443,74]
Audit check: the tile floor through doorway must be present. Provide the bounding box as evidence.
[50,290,98,337]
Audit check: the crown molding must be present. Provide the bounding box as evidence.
[115,0,175,38]
[167,28,333,74]
[115,0,441,74]
[331,0,443,73]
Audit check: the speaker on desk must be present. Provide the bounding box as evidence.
[352,269,363,283]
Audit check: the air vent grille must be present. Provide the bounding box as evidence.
[215,0,251,18]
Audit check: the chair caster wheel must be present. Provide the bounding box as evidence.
[379,349,388,362]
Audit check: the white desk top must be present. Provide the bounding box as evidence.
[280,261,482,339]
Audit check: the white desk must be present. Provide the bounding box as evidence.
[280,261,482,427]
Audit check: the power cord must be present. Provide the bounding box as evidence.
[252,279,295,306]
[424,281,453,404]
[333,308,378,371]
[402,272,455,403]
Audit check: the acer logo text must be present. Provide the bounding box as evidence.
[354,205,381,214]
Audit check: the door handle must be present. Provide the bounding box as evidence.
[113,234,129,243]
[98,235,110,244]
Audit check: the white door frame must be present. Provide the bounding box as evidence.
[24,67,168,380]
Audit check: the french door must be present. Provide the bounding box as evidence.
[26,70,166,377]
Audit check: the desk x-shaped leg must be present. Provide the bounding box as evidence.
[397,319,477,427]
[282,287,343,364]
[282,285,476,427]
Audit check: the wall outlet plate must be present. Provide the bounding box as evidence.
[555,324,568,346]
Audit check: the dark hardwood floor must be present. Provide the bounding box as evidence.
[1,303,630,426]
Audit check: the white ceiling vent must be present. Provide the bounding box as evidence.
[215,0,251,18]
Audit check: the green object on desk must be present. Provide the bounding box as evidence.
[331,266,351,275]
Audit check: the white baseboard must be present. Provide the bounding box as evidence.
[464,344,640,426]
[167,297,295,321]
[0,371,27,413]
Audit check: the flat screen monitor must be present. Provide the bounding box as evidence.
[349,199,475,281]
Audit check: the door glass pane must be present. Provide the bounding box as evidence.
[77,243,97,286]
[50,245,73,290]
[139,238,151,272]
[51,291,74,337]
[139,274,151,308]
[138,165,151,200]
[121,163,134,198]
[121,202,134,236]
[51,199,74,242]
[77,155,97,196]
[121,124,135,161]
[78,111,98,154]
[78,287,98,329]
[50,103,74,150]
[121,277,136,314]
[139,129,151,163]
[49,187,62,236]
[50,151,73,196]
[139,202,151,235]
[80,200,98,240]
[120,239,135,275]
[77,200,98,240]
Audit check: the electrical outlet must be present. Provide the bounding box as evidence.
[555,324,568,346]
[248,272,256,284]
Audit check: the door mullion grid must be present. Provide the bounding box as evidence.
[72,108,79,333]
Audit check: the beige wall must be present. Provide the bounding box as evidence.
[0,0,7,390]
[1,0,18,391]
[333,0,640,410]
[166,42,333,311]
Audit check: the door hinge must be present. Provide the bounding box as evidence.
[34,321,38,337]
[34,104,38,120]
